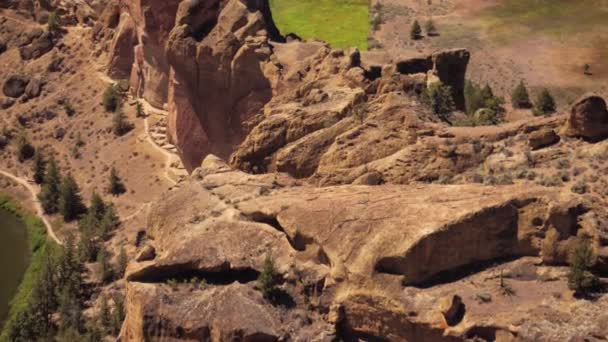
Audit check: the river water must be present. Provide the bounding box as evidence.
[0,209,30,328]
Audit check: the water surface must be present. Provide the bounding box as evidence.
[0,209,30,327]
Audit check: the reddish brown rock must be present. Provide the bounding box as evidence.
[562,94,608,141]
[529,128,560,150]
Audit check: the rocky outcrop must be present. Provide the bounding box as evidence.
[562,94,608,141]
[106,13,137,79]
[120,155,605,341]
[19,31,53,60]
[529,128,560,150]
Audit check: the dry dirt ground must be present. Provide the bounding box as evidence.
[0,10,173,243]
[372,0,608,115]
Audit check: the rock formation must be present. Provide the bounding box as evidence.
[562,94,608,141]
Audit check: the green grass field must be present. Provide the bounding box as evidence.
[269,0,370,50]
[478,0,608,42]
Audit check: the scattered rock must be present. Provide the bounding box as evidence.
[54,126,66,140]
[2,75,29,98]
[19,31,54,60]
[529,128,560,150]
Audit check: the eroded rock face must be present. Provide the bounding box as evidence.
[121,155,605,341]
[563,94,608,141]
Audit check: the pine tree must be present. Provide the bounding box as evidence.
[108,167,126,195]
[410,20,422,40]
[78,227,98,263]
[99,294,112,332]
[31,250,58,332]
[116,245,128,278]
[99,203,119,239]
[511,80,531,109]
[38,157,61,214]
[16,130,35,162]
[257,253,277,298]
[97,246,113,283]
[89,192,106,222]
[111,295,125,336]
[59,173,86,222]
[533,88,556,116]
[32,150,46,184]
[112,107,132,137]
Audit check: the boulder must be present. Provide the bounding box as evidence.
[529,128,560,150]
[0,98,15,109]
[135,245,156,262]
[562,94,608,141]
[19,31,53,60]
[3,75,29,98]
[24,78,42,99]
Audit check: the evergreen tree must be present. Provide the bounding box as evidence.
[410,20,422,40]
[568,236,599,295]
[116,245,128,279]
[111,295,125,336]
[108,167,126,195]
[425,82,455,121]
[83,317,103,342]
[99,294,112,332]
[424,18,437,36]
[16,130,35,162]
[112,107,133,137]
[88,192,106,222]
[47,10,60,33]
[257,253,277,299]
[8,308,38,341]
[31,250,58,332]
[533,88,556,116]
[99,203,119,239]
[78,227,98,263]
[135,101,145,118]
[38,157,61,214]
[57,284,81,332]
[102,85,120,112]
[97,246,113,283]
[511,80,531,109]
[32,150,46,184]
[59,173,86,222]
[464,80,483,115]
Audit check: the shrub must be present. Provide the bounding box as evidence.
[464,81,505,119]
[351,104,368,125]
[102,85,121,112]
[511,80,531,109]
[533,88,556,116]
[410,20,422,40]
[112,107,133,136]
[108,167,126,195]
[424,82,455,121]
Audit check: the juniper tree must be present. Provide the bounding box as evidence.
[99,294,111,332]
[568,236,599,295]
[108,167,126,195]
[97,246,113,283]
[111,295,125,336]
[38,157,61,214]
[424,18,437,36]
[59,173,86,222]
[257,253,277,298]
[116,245,128,279]
[99,204,119,239]
[511,80,531,108]
[410,20,422,40]
[102,85,120,112]
[533,88,556,116]
[16,130,35,162]
[112,106,132,136]
[32,150,46,184]
[425,82,455,121]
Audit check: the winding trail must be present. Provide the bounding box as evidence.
[0,170,62,245]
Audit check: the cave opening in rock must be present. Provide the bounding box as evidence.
[133,265,260,285]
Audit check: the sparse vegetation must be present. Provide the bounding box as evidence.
[112,107,133,137]
[47,11,60,33]
[351,104,368,125]
[424,18,437,36]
